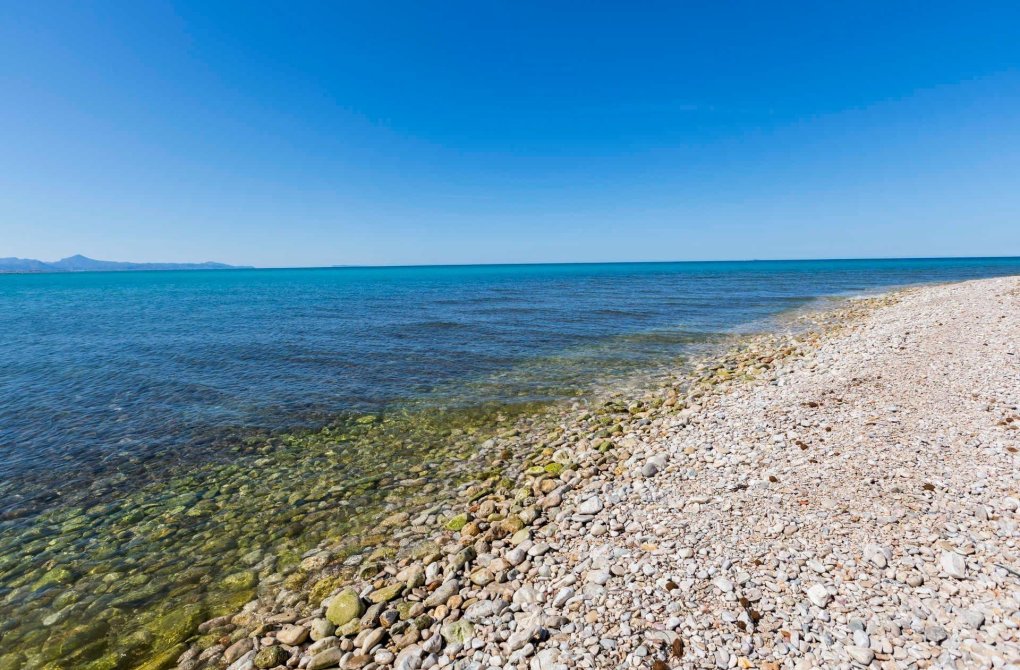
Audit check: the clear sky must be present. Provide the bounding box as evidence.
[2,2,1019,267]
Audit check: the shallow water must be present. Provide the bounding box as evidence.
[1,257,1019,667]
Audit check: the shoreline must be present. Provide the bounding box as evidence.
[0,277,830,670]
[179,276,1019,670]
[161,287,925,669]
[5,276,1018,670]
[0,282,810,670]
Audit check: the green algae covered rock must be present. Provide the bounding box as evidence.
[80,652,122,670]
[395,600,416,620]
[308,574,346,603]
[500,515,525,534]
[0,653,26,670]
[221,570,257,591]
[147,603,206,648]
[408,540,440,561]
[254,645,287,668]
[338,618,361,637]
[367,545,397,561]
[44,621,110,661]
[543,462,564,476]
[33,566,76,590]
[132,643,186,670]
[283,570,308,591]
[325,588,364,627]
[102,628,156,667]
[440,619,474,645]
[445,513,469,531]
[368,582,404,604]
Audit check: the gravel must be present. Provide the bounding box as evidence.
[178,276,1020,670]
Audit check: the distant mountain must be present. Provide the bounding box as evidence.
[0,257,52,272]
[0,254,250,273]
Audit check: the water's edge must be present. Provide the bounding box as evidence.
[0,283,901,669]
[3,267,1018,669]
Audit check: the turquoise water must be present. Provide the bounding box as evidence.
[2,257,1020,668]
[3,257,1020,519]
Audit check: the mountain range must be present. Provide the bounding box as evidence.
[0,254,249,273]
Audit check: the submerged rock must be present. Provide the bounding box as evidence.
[148,604,206,648]
[221,570,258,591]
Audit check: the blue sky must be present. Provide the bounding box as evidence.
[2,2,1019,266]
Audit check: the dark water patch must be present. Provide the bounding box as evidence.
[589,308,657,318]
[410,320,476,331]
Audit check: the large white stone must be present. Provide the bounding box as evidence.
[940,551,967,579]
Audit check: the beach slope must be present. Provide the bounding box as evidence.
[178,277,1020,670]
[531,276,1020,668]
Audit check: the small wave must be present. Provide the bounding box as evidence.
[469,306,542,315]
[411,320,470,331]
[591,308,655,318]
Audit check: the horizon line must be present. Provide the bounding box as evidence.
[285,253,1020,270]
[4,253,1020,275]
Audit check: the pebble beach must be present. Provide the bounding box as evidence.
[161,276,1020,670]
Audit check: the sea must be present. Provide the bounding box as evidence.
[1,257,1019,667]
